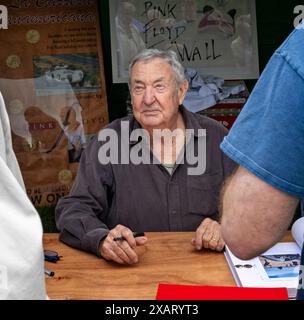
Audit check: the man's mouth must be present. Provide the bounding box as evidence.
[142,109,160,115]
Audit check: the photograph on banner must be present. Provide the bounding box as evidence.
[33,53,101,96]
[0,0,108,207]
[109,0,259,82]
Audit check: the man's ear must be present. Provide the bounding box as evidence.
[178,79,189,105]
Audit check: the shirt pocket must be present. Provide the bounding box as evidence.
[186,172,223,217]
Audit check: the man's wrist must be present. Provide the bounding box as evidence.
[97,234,108,258]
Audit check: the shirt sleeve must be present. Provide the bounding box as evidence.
[55,141,114,257]
[220,51,304,197]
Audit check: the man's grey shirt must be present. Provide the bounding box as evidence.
[55,106,236,256]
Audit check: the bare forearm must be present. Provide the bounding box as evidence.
[220,167,299,260]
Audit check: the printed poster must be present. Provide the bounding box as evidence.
[0,0,109,207]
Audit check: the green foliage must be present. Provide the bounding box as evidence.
[37,206,58,233]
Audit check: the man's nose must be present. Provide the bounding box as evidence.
[143,87,156,105]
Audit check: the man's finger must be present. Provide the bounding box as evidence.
[194,220,209,250]
[135,236,148,246]
[216,238,225,252]
[103,248,125,264]
[117,241,138,263]
[202,222,216,249]
[208,236,219,250]
[112,243,135,264]
[120,229,137,248]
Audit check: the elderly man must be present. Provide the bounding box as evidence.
[56,49,235,264]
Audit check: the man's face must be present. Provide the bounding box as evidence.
[130,58,188,130]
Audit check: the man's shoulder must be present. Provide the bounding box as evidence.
[276,29,304,79]
[278,28,304,52]
[100,115,133,132]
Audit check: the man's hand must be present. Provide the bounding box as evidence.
[191,218,225,252]
[99,224,147,264]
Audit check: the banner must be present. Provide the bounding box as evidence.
[0,0,109,207]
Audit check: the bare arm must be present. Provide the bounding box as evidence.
[220,166,299,260]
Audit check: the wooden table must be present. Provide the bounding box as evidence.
[44,232,292,300]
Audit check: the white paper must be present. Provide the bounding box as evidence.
[291,217,304,249]
[225,231,302,299]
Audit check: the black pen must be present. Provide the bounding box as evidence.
[44,267,55,277]
[113,232,145,242]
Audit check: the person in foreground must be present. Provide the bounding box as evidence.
[0,92,46,299]
[56,48,235,264]
[220,27,304,299]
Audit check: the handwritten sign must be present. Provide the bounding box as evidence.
[109,0,259,82]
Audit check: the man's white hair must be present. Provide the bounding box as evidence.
[128,48,186,87]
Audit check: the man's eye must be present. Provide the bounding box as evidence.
[155,84,166,91]
[134,87,144,93]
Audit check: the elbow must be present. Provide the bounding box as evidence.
[221,217,258,260]
[222,227,248,260]
[226,240,256,260]
[222,224,260,260]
